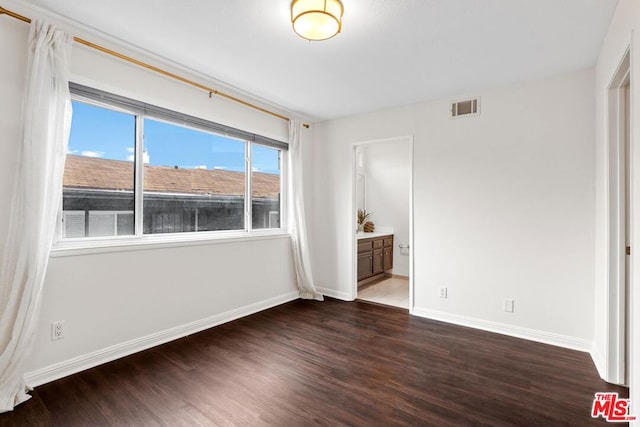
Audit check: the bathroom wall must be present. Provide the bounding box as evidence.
[360,141,411,276]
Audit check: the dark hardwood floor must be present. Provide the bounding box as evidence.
[0,298,628,426]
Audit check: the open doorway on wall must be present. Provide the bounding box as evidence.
[607,48,631,386]
[351,136,413,310]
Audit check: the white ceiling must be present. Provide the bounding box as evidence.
[20,0,617,122]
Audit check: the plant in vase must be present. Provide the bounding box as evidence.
[357,209,372,232]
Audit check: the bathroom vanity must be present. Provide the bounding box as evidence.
[357,233,393,287]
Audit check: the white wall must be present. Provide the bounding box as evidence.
[313,68,596,350]
[29,238,296,379]
[594,0,640,416]
[0,2,300,384]
[361,142,411,276]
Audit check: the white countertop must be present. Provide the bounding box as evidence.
[356,229,393,240]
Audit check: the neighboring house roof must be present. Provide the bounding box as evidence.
[63,155,280,198]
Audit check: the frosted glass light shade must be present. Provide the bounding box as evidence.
[291,0,343,41]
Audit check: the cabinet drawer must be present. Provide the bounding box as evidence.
[358,241,373,253]
[373,239,384,249]
[383,237,393,247]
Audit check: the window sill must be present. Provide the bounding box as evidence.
[50,230,291,258]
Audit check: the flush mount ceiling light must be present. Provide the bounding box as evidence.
[291,0,344,41]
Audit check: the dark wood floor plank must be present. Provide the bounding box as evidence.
[0,298,629,426]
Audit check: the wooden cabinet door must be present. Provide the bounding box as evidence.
[358,252,373,281]
[372,249,384,275]
[383,247,393,271]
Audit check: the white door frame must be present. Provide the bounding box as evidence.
[607,48,631,385]
[350,135,415,310]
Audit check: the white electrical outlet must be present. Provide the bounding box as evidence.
[439,286,448,299]
[503,298,515,313]
[51,321,65,341]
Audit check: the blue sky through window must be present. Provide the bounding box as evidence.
[68,100,280,174]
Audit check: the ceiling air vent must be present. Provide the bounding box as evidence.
[451,98,480,118]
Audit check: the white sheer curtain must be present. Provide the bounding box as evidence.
[0,21,73,413]
[288,120,323,301]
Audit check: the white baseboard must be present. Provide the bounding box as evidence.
[316,286,353,301]
[25,291,299,388]
[411,307,592,353]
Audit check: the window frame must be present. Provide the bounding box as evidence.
[53,83,288,254]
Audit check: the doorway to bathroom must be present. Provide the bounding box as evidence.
[352,136,413,310]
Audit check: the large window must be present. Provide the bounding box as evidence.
[60,83,285,242]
